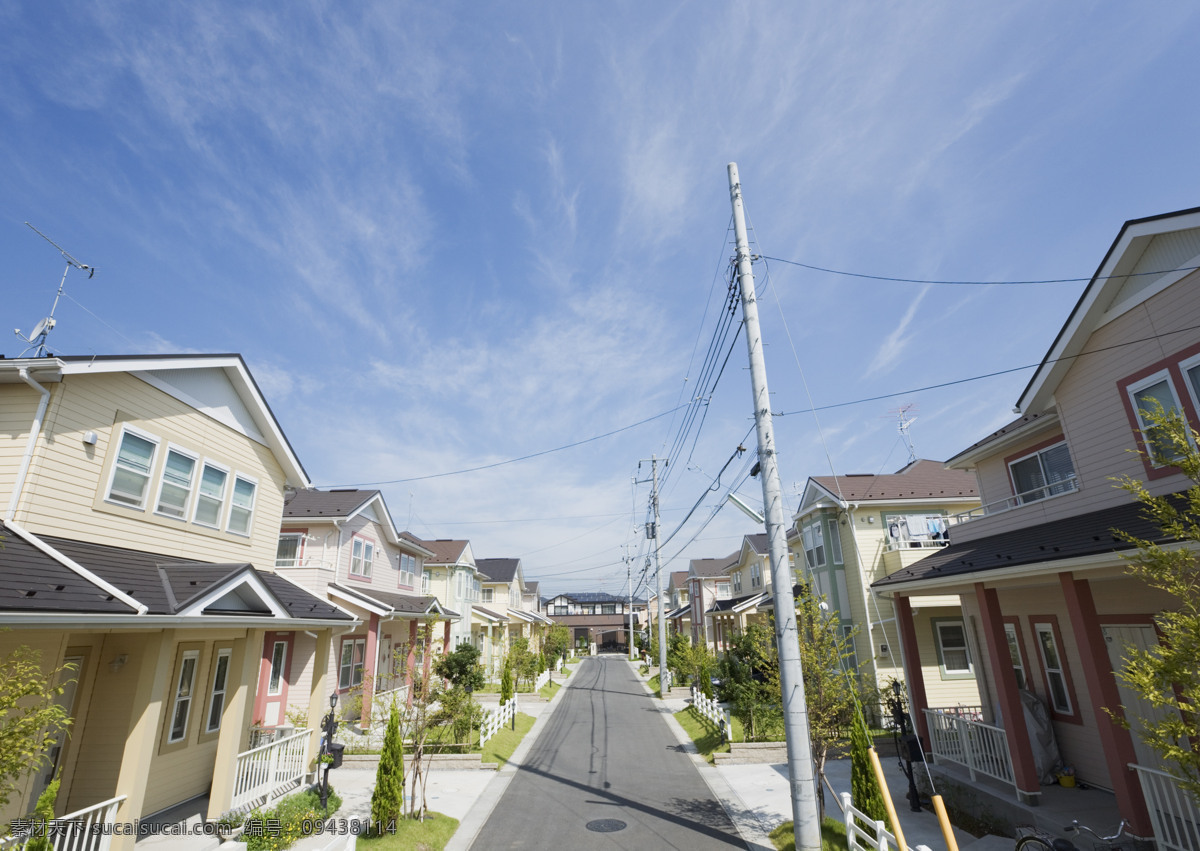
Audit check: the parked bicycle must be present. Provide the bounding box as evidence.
[1014,819,1136,851]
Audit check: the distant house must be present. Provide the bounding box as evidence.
[273,488,453,724]
[474,557,553,677]
[791,460,981,715]
[707,534,774,651]
[544,591,643,653]
[0,354,352,844]
[416,538,481,651]
[874,207,1200,839]
[665,570,691,636]
[686,556,734,650]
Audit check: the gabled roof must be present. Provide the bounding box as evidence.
[283,490,434,556]
[689,555,737,578]
[1017,206,1200,416]
[472,605,508,623]
[2,354,310,487]
[415,538,472,565]
[799,459,977,512]
[327,582,452,620]
[668,571,689,591]
[476,558,520,584]
[0,524,353,623]
[871,495,1170,591]
[666,604,691,620]
[545,591,643,604]
[706,591,769,614]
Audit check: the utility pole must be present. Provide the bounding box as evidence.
[637,456,669,697]
[626,551,637,661]
[727,162,821,851]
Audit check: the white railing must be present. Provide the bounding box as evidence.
[534,669,550,692]
[691,685,732,742]
[951,476,1079,525]
[1131,763,1200,851]
[923,708,1015,791]
[841,793,932,851]
[479,696,517,747]
[372,684,409,720]
[0,795,127,851]
[231,728,312,810]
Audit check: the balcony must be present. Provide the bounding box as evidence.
[951,475,1079,527]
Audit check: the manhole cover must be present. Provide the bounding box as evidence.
[585,819,627,833]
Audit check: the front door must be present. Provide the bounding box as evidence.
[256,632,294,729]
[1103,624,1179,773]
[36,654,83,799]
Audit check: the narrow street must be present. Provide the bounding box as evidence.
[472,656,745,850]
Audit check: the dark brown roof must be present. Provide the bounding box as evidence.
[416,539,470,564]
[284,488,377,518]
[476,558,519,583]
[330,582,447,617]
[35,533,351,620]
[872,496,1170,589]
[0,523,137,614]
[745,533,769,555]
[945,413,1057,464]
[811,459,977,501]
[690,556,737,577]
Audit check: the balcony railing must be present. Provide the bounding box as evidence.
[923,707,1017,795]
[951,475,1079,526]
[273,556,335,570]
[1131,763,1200,851]
[231,728,312,811]
[1,794,126,851]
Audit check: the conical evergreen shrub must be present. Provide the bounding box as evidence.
[370,702,404,832]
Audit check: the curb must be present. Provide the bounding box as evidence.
[445,663,581,851]
[629,660,775,851]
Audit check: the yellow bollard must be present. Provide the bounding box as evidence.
[867,747,909,851]
[930,795,959,851]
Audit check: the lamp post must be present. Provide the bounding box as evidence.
[887,680,922,812]
[319,692,338,814]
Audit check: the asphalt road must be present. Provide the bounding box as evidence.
[471,656,745,850]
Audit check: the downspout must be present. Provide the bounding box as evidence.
[6,368,52,523]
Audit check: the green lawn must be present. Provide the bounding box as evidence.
[537,680,560,700]
[768,817,848,851]
[357,811,459,850]
[674,707,729,763]
[480,712,535,767]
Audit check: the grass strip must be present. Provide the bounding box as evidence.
[480,712,535,767]
[357,811,460,850]
[673,707,730,764]
[768,818,848,851]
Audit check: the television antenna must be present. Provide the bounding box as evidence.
[15,222,95,358]
[886,404,919,464]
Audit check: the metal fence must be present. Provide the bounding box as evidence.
[1131,763,1200,851]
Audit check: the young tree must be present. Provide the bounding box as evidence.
[433,642,485,747]
[717,623,781,742]
[849,713,887,827]
[1112,406,1200,798]
[0,645,73,809]
[499,653,514,705]
[794,581,866,823]
[25,778,59,851]
[403,672,441,820]
[369,702,404,834]
[543,624,570,666]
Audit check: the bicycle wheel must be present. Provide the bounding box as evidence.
[1014,833,1057,851]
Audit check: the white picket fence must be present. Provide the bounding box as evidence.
[0,795,126,851]
[1131,762,1200,851]
[479,696,518,747]
[922,707,1015,793]
[231,728,312,810]
[534,668,550,692]
[841,793,932,851]
[691,685,731,742]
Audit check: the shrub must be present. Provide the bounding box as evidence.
[243,786,343,851]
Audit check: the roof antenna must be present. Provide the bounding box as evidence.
[16,222,95,358]
[887,404,919,465]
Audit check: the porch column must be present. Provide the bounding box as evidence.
[894,595,931,746]
[305,629,332,770]
[208,629,268,819]
[976,583,1041,804]
[423,622,435,680]
[1060,573,1153,835]
[405,620,418,708]
[443,619,452,654]
[110,630,175,851]
[361,613,379,727]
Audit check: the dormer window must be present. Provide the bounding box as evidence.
[1009,442,1076,503]
[108,429,158,508]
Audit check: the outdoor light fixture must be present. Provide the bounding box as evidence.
[108,654,128,673]
[329,693,338,710]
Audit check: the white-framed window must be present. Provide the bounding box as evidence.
[828,526,843,565]
[715,582,731,600]
[601,603,616,614]
[1034,622,1072,715]
[350,537,374,578]
[154,445,197,519]
[205,648,232,733]
[732,572,742,593]
[801,519,826,569]
[933,619,972,677]
[1009,442,1076,504]
[226,475,257,536]
[193,462,229,528]
[1180,353,1200,417]
[422,570,431,594]
[339,638,366,690]
[751,562,762,588]
[107,427,159,508]
[482,588,494,603]
[168,649,200,743]
[276,533,303,568]
[1128,370,1186,465]
[267,641,287,696]
[399,553,419,587]
[553,605,568,615]
[1004,623,1027,691]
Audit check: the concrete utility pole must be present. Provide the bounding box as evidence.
[626,553,637,661]
[727,162,822,851]
[637,456,670,697]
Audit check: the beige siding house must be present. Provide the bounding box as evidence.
[791,460,981,717]
[416,538,479,651]
[874,207,1200,840]
[0,354,354,849]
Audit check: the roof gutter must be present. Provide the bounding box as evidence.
[6,368,52,523]
[5,520,150,615]
[0,612,359,629]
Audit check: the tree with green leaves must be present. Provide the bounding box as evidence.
[543,624,570,665]
[849,713,887,827]
[433,643,485,747]
[1111,406,1200,799]
[0,645,73,810]
[794,580,866,823]
[499,653,514,705]
[717,623,782,742]
[369,702,404,834]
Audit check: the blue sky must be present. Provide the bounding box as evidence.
[4,2,1200,597]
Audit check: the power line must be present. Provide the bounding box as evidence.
[759,255,1200,287]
